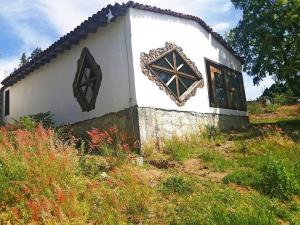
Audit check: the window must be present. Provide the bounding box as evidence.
[206,59,246,111]
[4,90,9,116]
[141,42,204,106]
[73,47,102,112]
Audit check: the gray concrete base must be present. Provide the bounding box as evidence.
[70,106,140,142]
[69,106,248,150]
[137,107,249,147]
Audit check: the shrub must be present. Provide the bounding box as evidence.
[260,158,294,200]
[15,111,54,130]
[161,176,194,195]
[28,111,55,128]
[15,116,37,130]
[274,93,295,105]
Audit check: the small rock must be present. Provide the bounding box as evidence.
[100,172,108,179]
[135,157,144,166]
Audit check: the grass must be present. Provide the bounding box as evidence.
[0,103,299,224]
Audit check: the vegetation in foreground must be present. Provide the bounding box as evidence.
[0,103,299,224]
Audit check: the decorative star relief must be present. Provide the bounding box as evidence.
[73,47,102,112]
[140,42,204,106]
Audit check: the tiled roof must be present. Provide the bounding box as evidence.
[1,1,243,87]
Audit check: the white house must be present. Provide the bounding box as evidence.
[1,2,248,147]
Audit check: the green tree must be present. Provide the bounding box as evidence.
[19,53,29,67]
[17,47,43,69]
[29,47,42,60]
[226,0,300,88]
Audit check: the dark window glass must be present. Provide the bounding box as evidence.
[206,60,246,110]
[148,50,200,100]
[214,72,227,103]
[4,90,9,116]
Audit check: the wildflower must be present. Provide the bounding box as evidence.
[56,189,65,203]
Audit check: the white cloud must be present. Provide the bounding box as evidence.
[33,0,236,34]
[244,74,274,100]
[0,1,52,52]
[0,57,19,80]
[212,22,231,32]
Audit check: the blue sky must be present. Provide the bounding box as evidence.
[0,0,273,99]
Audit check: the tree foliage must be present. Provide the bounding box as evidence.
[19,53,29,67]
[29,47,42,61]
[226,0,300,87]
[18,47,43,68]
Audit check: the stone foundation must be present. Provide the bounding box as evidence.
[70,106,140,142]
[137,107,249,147]
[69,106,249,150]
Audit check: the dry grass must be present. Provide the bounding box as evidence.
[0,104,299,224]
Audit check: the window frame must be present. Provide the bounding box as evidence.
[73,47,102,112]
[205,58,246,111]
[4,89,10,116]
[146,49,202,102]
[140,42,204,106]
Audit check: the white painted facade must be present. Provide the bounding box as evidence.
[2,8,247,125]
[2,13,136,124]
[129,8,246,117]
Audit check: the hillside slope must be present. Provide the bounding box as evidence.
[0,104,299,224]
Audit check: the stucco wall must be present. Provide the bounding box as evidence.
[2,8,247,126]
[129,8,247,117]
[2,12,136,124]
[138,107,249,147]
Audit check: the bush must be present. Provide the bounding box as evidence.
[274,92,295,105]
[260,158,294,200]
[15,111,54,130]
[161,176,194,195]
[27,111,55,128]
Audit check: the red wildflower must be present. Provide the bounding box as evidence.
[56,189,65,203]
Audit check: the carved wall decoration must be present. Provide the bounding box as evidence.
[73,47,102,112]
[140,42,204,106]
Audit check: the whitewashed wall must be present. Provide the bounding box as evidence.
[2,8,247,125]
[2,13,136,124]
[129,8,247,116]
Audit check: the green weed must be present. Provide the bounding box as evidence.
[161,176,194,195]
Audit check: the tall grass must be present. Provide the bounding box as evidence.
[0,125,154,224]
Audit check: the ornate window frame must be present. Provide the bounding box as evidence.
[140,42,204,106]
[73,47,102,112]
